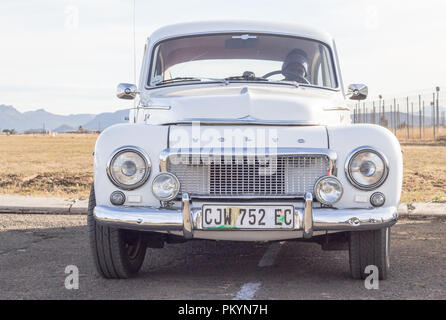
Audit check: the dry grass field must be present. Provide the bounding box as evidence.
[0,134,96,199]
[0,133,445,203]
[395,125,446,143]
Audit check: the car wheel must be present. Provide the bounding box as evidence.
[349,227,390,280]
[87,185,147,279]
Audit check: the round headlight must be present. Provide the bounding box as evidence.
[152,172,180,201]
[346,147,389,190]
[107,147,151,190]
[314,176,343,205]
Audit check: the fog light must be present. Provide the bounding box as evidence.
[314,176,343,205]
[110,191,126,205]
[370,192,385,207]
[152,172,180,201]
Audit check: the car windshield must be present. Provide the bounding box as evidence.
[148,33,338,89]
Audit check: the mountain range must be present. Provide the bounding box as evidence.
[1,103,444,133]
[0,104,129,133]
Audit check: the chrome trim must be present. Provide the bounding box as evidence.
[93,204,398,236]
[145,31,341,91]
[162,147,337,157]
[344,146,390,191]
[184,195,306,200]
[151,172,181,201]
[182,193,193,239]
[313,176,344,205]
[141,105,171,110]
[160,147,337,171]
[94,205,183,231]
[161,147,338,199]
[323,106,351,111]
[110,191,126,206]
[303,193,313,238]
[117,83,138,100]
[346,84,368,101]
[106,146,152,191]
[312,206,397,231]
[370,192,386,207]
[159,118,320,126]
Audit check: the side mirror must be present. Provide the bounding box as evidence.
[117,83,137,100]
[347,84,368,100]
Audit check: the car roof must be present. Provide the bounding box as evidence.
[148,20,334,46]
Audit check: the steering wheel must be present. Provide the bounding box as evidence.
[262,70,310,84]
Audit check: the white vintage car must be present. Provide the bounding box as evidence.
[88,21,402,280]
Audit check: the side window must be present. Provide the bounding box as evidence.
[310,46,336,88]
[150,46,164,86]
[318,45,336,88]
[314,59,323,87]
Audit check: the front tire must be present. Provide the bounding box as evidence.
[349,227,390,280]
[87,185,147,279]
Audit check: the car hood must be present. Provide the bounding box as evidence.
[139,84,349,126]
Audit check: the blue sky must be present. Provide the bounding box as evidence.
[0,0,445,114]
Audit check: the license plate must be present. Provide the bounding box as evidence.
[202,205,294,230]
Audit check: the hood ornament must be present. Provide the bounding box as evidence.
[237,115,258,121]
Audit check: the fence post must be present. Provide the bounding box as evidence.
[419,95,422,139]
[394,98,397,133]
[422,100,425,138]
[364,103,367,124]
[411,102,414,139]
[390,103,393,131]
[433,93,436,139]
[436,87,440,139]
[406,97,409,140]
[379,96,382,126]
[383,99,386,127]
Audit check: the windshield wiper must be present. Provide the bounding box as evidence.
[154,76,299,88]
[225,75,299,88]
[224,75,268,81]
[155,77,229,86]
[155,77,202,86]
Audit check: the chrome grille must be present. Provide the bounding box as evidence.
[166,153,330,198]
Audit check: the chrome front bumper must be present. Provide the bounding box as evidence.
[94,193,398,240]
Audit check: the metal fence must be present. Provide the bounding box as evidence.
[348,87,445,141]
